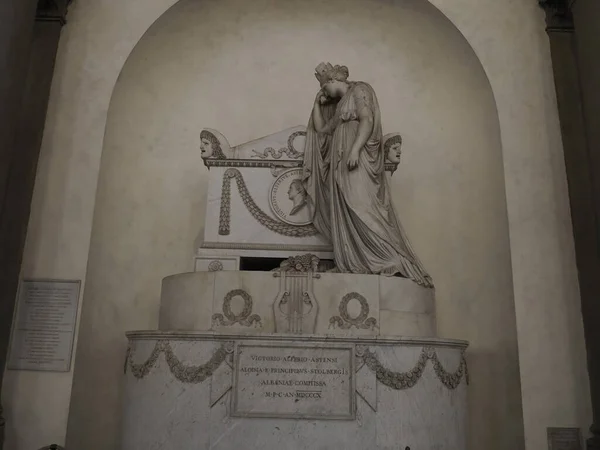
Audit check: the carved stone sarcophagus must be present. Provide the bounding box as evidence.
[196,126,401,271]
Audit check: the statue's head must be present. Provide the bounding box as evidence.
[383,133,402,163]
[200,129,228,159]
[315,62,349,98]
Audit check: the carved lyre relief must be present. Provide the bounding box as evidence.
[272,271,319,334]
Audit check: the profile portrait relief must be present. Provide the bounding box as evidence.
[287,179,307,216]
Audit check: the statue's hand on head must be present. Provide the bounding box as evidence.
[314,89,328,106]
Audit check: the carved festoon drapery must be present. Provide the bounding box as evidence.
[356,346,468,390]
[126,340,468,391]
[218,168,319,237]
[125,341,234,383]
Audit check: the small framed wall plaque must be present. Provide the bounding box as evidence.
[7,279,81,372]
[547,427,582,450]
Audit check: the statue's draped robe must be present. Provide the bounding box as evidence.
[302,82,433,288]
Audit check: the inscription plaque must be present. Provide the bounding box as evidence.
[547,428,582,450]
[232,343,355,420]
[7,279,81,372]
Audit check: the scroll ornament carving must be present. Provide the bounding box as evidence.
[252,131,306,159]
[125,340,234,383]
[218,168,319,237]
[212,289,262,328]
[329,292,378,330]
[356,346,469,390]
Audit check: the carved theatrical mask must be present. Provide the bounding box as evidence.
[200,128,231,160]
[387,143,402,164]
[200,137,215,158]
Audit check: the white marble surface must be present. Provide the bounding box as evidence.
[379,276,435,314]
[122,334,468,450]
[159,272,216,331]
[203,166,331,253]
[159,271,433,337]
[380,311,436,338]
[6,0,591,449]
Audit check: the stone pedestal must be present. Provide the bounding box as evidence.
[159,271,436,337]
[123,332,468,450]
[122,267,467,448]
[122,120,467,448]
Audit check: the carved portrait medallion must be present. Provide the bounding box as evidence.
[269,168,312,226]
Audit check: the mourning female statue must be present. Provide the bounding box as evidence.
[302,62,433,288]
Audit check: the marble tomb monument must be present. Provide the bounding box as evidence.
[122,63,469,449]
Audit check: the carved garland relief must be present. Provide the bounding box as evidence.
[125,340,468,390]
[125,340,234,383]
[218,168,319,237]
[356,346,469,390]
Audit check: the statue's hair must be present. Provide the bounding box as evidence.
[290,179,305,194]
[315,62,349,86]
[200,129,226,159]
[384,135,403,153]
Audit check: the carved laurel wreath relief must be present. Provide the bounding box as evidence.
[212,289,262,328]
[329,292,378,330]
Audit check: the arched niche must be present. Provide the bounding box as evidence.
[67,0,523,449]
